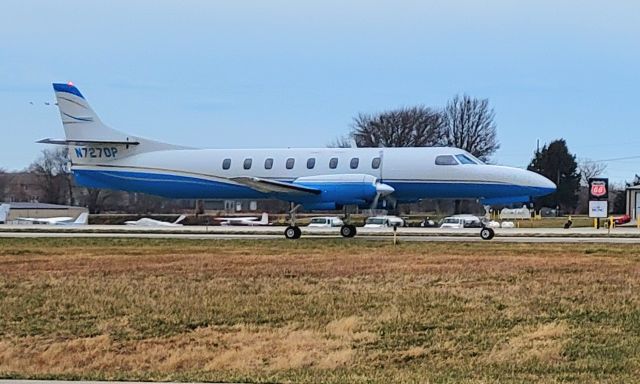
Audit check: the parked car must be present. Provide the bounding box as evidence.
[364,215,405,228]
[307,216,344,228]
[439,214,484,229]
[614,214,631,225]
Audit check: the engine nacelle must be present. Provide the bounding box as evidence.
[292,174,379,207]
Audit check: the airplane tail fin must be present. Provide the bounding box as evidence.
[259,212,268,225]
[41,83,188,159]
[174,214,187,224]
[52,83,134,144]
[73,212,89,225]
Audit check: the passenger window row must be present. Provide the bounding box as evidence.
[221,156,382,171]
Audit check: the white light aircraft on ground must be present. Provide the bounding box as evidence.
[125,215,186,227]
[17,212,89,225]
[214,212,270,226]
[40,83,556,240]
[0,204,9,223]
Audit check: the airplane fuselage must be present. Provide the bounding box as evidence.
[72,146,555,205]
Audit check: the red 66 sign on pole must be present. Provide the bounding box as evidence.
[588,178,609,219]
[588,178,609,200]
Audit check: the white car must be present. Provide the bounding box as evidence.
[364,215,405,228]
[307,216,344,228]
[440,215,484,229]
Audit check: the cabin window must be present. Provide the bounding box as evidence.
[222,158,231,170]
[264,158,274,169]
[243,158,253,170]
[329,157,338,169]
[350,157,359,169]
[455,154,477,164]
[372,157,381,169]
[286,158,295,169]
[435,155,458,165]
[307,158,316,169]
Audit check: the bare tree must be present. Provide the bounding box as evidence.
[81,188,113,214]
[349,106,446,147]
[442,94,499,161]
[578,159,607,186]
[29,148,73,205]
[327,134,354,148]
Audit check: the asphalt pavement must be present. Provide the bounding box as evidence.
[1,224,639,243]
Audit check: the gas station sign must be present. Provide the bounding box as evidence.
[588,178,609,218]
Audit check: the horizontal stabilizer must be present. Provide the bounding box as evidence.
[231,177,321,195]
[38,138,140,146]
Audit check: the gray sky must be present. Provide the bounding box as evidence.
[1,0,639,181]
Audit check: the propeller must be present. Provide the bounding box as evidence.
[370,149,395,209]
[370,182,394,209]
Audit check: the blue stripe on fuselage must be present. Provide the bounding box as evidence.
[74,169,266,199]
[72,169,552,202]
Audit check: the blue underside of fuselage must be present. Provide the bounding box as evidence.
[73,169,553,205]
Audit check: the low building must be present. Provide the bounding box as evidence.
[0,202,88,223]
[625,186,640,222]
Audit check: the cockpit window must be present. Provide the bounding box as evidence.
[467,153,485,164]
[435,155,458,165]
[455,154,477,164]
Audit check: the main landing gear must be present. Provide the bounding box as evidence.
[480,226,495,240]
[283,204,358,240]
[339,206,357,238]
[284,203,303,239]
[340,224,357,238]
[284,225,302,239]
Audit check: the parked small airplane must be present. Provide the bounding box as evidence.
[40,83,556,240]
[125,215,187,227]
[17,212,89,225]
[0,204,10,223]
[214,212,270,226]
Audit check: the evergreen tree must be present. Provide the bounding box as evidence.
[527,139,580,212]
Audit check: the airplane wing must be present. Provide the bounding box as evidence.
[231,177,321,195]
[213,217,258,222]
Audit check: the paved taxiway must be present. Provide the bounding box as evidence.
[1,224,640,243]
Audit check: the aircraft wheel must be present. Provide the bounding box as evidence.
[285,226,301,239]
[480,227,495,241]
[340,224,357,238]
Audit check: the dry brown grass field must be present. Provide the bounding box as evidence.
[0,238,639,383]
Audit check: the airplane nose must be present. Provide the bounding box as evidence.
[527,171,556,196]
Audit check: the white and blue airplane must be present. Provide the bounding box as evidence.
[40,83,555,240]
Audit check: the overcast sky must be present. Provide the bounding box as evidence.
[1,0,638,181]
